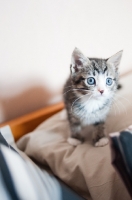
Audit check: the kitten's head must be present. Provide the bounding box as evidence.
[70,48,123,100]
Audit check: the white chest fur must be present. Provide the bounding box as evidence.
[73,96,110,126]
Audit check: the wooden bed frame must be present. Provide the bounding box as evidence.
[0,102,86,200]
[0,102,64,141]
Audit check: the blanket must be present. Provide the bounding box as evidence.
[17,72,132,200]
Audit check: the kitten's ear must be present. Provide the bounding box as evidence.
[107,50,123,70]
[70,48,90,73]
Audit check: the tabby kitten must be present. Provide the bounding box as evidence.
[63,48,123,147]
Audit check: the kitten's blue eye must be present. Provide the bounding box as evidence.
[106,78,113,86]
[87,77,95,85]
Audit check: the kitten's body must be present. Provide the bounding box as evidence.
[63,48,123,147]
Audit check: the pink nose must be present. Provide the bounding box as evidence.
[99,90,104,94]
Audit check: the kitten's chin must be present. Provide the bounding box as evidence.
[94,94,106,99]
[94,94,111,102]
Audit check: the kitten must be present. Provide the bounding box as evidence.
[63,48,123,147]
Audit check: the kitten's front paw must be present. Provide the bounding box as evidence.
[94,137,109,147]
[128,125,132,131]
[67,138,82,146]
[125,125,132,132]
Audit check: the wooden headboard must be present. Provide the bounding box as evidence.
[0,102,64,141]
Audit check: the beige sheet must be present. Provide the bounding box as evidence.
[17,72,132,200]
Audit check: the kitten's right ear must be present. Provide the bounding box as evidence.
[70,48,90,74]
[107,50,123,70]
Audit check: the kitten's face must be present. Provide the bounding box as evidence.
[74,60,117,100]
[70,48,123,101]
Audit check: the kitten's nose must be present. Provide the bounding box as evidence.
[99,90,104,94]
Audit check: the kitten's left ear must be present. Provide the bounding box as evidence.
[70,48,90,74]
[107,50,123,70]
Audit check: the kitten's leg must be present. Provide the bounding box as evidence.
[124,124,132,132]
[68,120,84,146]
[93,122,109,147]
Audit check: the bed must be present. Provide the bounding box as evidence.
[0,71,132,200]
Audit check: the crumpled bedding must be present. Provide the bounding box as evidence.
[17,72,132,200]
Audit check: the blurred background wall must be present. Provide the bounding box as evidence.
[0,0,132,123]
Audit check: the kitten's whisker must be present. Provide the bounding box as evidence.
[63,89,75,95]
[117,99,127,116]
[113,97,127,116]
[112,97,120,115]
[111,101,117,116]
[63,86,72,89]
[71,94,93,113]
[113,97,122,115]
[63,88,90,95]
[64,85,76,88]
[112,99,119,116]
[116,93,131,106]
